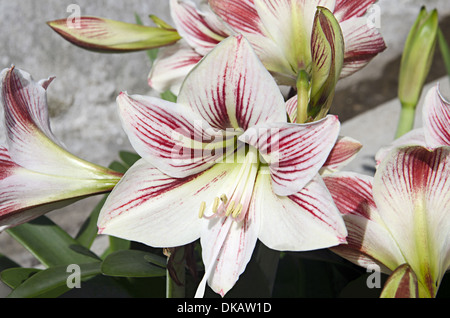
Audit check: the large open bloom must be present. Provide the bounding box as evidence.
[0,67,123,230]
[324,145,450,298]
[98,35,347,297]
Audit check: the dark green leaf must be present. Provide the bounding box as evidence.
[75,195,109,248]
[1,268,41,289]
[101,249,166,278]
[7,216,100,267]
[109,160,128,174]
[7,262,101,298]
[119,151,141,168]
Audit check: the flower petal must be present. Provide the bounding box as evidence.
[199,206,259,297]
[340,17,387,78]
[321,136,362,174]
[208,0,264,35]
[177,34,287,130]
[47,16,181,52]
[0,67,121,179]
[241,115,340,196]
[324,172,406,273]
[374,128,426,166]
[98,158,244,248]
[0,147,116,230]
[334,0,377,21]
[148,40,202,94]
[117,92,237,178]
[380,264,419,298]
[373,146,450,295]
[170,0,229,55]
[256,168,346,251]
[423,85,450,148]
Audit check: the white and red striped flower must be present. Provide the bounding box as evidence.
[0,67,123,231]
[375,85,450,163]
[324,146,450,298]
[209,0,386,83]
[98,35,348,297]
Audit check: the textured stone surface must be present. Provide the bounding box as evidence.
[0,0,450,295]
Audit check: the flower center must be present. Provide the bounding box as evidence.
[198,146,260,222]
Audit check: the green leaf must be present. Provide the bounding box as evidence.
[6,216,100,267]
[119,151,141,168]
[75,194,109,248]
[101,250,166,278]
[160,90,177,102]
[1,268,41,289]
[7,262,101,298]
[109,160,128,174]
[438,28,450,80]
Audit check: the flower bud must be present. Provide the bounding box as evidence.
[398,7,438,109]
[47,16,181,53]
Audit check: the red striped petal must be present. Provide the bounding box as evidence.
[334,0,377,21]
[241,115,340,196]
[423,85,450,147]
[177,35,287,131]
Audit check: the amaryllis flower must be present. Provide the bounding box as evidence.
[209,0,386,122]
[0,67,123,231]
[375,85,450,163]
[324,145,450,298]
[97,35,347,297]
[210,0,386,82]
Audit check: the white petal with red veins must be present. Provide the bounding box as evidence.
[177,35,287,131]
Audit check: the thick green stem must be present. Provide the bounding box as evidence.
[165,247,186,298]
[395,104,417,139]
[296,70,311,124]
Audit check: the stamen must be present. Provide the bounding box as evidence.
[225,201,235,216]
[212,197,220,213]
[232,203,243,218]
[220,194,228,205]
[198,201,206,219]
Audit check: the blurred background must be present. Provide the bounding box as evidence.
[0,0,450,269]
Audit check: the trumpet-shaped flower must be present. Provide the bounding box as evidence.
[0,67,122,231]
[209,0,386,82]
[324,146,450,297]
[97,35,347,297]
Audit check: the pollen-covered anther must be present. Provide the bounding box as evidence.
[225,201,235,217]
[212,197,220,213]
[198,201,206,218]
[231,203,243,218]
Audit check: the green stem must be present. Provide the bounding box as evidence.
[395,104,417,139]
[296,70,310,124]
[166,247,186,298]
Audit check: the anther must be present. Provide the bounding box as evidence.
[232,203,243,218]
[225,201,235,216]
[220,194,228,205]
[198,201,206,218]
[212,197,220,213]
